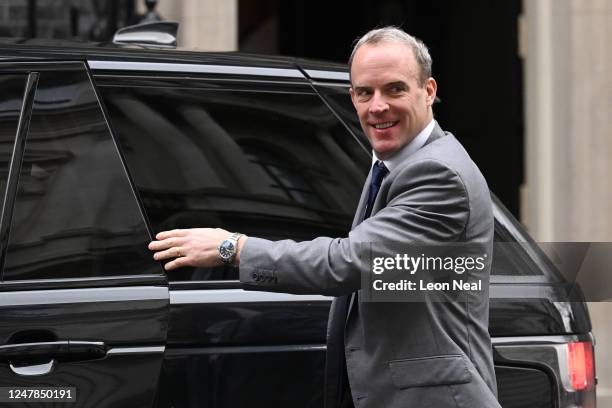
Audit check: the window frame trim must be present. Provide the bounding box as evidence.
[0,72,38,282]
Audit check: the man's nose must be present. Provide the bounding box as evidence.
[368,92,389,114]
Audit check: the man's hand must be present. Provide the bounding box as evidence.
[148,228,247,271]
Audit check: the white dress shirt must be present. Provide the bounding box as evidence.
[372,118,435,173]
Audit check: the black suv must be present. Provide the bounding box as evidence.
[0,34,596,407]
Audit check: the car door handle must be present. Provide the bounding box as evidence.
[9,360,56,376]
[0,341,107,377]
[0,341,107,362]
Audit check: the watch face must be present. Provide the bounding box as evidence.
[219,240,235,260]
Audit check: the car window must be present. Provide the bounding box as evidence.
[490,196,566,282]
[2,68,159,281]
[314,83,370,150]
[491,221,546,277]
[0,75,27,211]
[99,81,371,281]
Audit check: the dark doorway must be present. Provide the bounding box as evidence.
[240,0,523,217]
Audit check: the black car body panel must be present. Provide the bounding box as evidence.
[0,41,595,408]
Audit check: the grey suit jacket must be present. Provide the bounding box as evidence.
[239,123,500,408]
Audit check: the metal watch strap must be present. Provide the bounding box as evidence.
[228,232,243,243]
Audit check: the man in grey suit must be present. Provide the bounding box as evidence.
[150,27,500,408]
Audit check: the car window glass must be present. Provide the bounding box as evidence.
[314,84,370,149]
[0,75,27,209]
[3,69,159,281]
[491,220,546,277]
[99,83,371,281]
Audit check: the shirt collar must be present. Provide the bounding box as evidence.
[372,118,435,173]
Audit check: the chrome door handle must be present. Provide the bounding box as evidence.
[10,359,56,376]
[0,340,107,376]
[0,341,70,360]
[0,341,106,360]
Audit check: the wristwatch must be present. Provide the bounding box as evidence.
[218,232,244,265]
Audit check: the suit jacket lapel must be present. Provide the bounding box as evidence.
[346,122,447,321]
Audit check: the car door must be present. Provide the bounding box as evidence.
[0,62,169,407]
[93,61,372,407]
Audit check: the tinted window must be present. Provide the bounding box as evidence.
[3,68,158,281]
[490,196,559,279]
[491,223,545,276]
[314,84,370,149]
[0,75,27,207]
[100,81,370,281]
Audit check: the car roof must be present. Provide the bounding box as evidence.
[0,37,350,81]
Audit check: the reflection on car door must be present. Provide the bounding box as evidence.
[0,62,169,407]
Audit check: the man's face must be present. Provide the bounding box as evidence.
[349,41,437,160]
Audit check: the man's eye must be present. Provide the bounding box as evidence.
[390,86,404,93]
[357,91,372,100]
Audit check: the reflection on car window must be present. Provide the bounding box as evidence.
[3,68,159,281]
[492,220,544,276]
[315,84,370,150]
[100,84,371,281]
[0,75,27,205]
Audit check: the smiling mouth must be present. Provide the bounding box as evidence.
[372,121,398,129]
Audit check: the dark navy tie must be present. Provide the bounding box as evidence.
[362,160,389,221]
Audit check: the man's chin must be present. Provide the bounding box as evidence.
[372,144,400,160]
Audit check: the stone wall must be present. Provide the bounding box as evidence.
[138,0,237,51]
[523,0,612,406]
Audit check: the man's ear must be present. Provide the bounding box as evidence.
[425,78,437,106]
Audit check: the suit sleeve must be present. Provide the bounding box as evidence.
[239,158,470,296]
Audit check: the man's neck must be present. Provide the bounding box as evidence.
[373,118,435,173]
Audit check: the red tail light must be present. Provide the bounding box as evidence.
[567,341,595,391]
